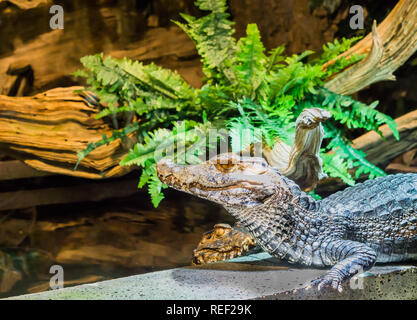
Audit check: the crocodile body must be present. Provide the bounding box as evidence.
[157,153,417,291]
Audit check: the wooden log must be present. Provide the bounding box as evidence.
[2,0,51,10]
[351,109,417,168]
[385,163,417,173]
[0,25,201,95]
[0,178,140,211]
[0,160,51,181]
[324,0,417,95]
[0,86,135,179]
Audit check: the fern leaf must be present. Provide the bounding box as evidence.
[324,123,387,180]
[173,0,236,83]
[319,36,362,63]
[120,128,174,167]
[148,166,168,207]
[321,153,355,186]
[318,88,399,139]
[266,45,285,72]
[234,23,267,98]
[195,0,229,12]
[119,59,192,100]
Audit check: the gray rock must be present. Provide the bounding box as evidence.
[4,253,417,300]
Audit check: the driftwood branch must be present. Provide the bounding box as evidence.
[385,148,417,173]
[264,108,331,190]
[265,108,417,191]
[324,0,417,95]
[0,87,134,178]
[351,109,417,168]
[1,0,51,10]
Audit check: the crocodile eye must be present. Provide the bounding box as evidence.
[215,163,235,172]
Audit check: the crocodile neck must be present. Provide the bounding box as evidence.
[224,182,320,264]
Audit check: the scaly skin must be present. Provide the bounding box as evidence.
[157,153,417,292]
[192,225,257,264]
[191,223,256,265]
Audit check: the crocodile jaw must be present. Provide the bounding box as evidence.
[156,156,278,207]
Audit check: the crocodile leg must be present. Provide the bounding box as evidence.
[310,240,377,292]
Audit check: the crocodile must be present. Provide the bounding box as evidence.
[191,224,256,265]
[157,153,417,291]
[191,223,257,265]
[191,107,331,265]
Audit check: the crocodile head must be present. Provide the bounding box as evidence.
[191,223,256,265]
[156,153,287,211]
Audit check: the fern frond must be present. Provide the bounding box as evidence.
[119,59,193,100]
[195,0,229,12]
[317,88,399,139]
[315,36,365,77]
[325,124,386,179]
[120,128,173,167]
[234,23,267,99]
[267,50,324,103]
[319,37,363,63]
[227,99,293,149]
[173,0,236,83]
[266,45,285,72]
[148,166,168,207]
[321,153,355,186]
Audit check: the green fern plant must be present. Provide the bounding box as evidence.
[316,37,366,76]
[74,0,399,206]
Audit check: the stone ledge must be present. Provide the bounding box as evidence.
[5,253,417,300]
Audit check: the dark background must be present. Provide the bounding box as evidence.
[1,0,415,120]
